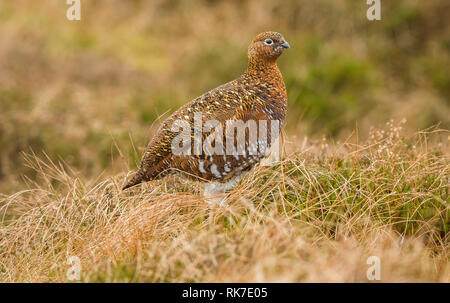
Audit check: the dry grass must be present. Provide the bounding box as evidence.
[1,124,448,282]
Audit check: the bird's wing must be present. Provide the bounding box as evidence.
[124,81,246,186]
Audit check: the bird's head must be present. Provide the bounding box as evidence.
[247,31,290,66]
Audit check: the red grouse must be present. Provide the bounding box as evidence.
[123,31,290,203]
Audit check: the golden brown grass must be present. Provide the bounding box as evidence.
[1,124,448,282]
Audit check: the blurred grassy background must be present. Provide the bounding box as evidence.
[0,0,449,193]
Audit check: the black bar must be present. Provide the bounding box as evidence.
[0,283,447,301]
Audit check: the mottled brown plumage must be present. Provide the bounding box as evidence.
[123,31,289,192]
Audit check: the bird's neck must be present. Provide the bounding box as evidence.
[245,59,284,84]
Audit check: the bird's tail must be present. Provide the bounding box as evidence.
[122,170,145,190]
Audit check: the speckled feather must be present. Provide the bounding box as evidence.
[123,31,289,190]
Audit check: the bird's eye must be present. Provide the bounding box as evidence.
[264,38,273,46]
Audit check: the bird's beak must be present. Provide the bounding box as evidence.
[281,41,290,49]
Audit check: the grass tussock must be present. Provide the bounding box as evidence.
[1,125,448,282]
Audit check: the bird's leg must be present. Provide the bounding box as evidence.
[204,182,227,205]
[203,176,241,205]
[260,135,281,167]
